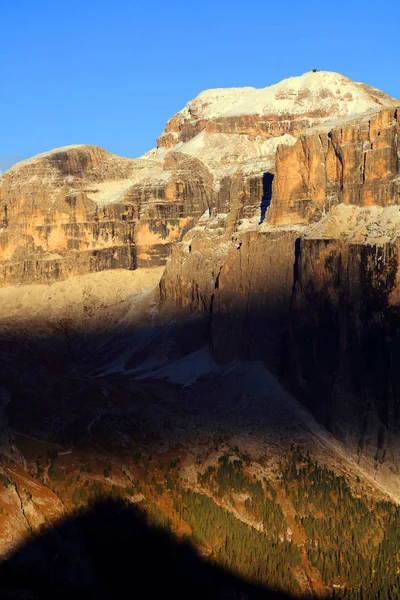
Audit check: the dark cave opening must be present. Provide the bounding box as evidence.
[259,173,274,224]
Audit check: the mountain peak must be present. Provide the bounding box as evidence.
[183,70,398,119]
[157,71,399,148]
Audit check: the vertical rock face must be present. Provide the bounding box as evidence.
[161,210,400,473]
[268,108,400,225]
[126,151,214,267]
[209,230,299,369]
[284,231,400,465]
[260,102,400,465]
[160,209,301,373]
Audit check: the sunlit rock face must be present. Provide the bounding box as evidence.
[268,108,400,225]
[3,70,397,287]
[0,146,213,285]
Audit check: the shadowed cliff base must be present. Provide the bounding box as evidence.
[0,269,399,477]
[1,303,399,512]
[0,497,301,600]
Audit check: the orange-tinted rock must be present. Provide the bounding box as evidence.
[268,108,400,225]
[158,113,326,148]
[0,147,213,285]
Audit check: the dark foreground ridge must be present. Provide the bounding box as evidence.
[0,498,300,600]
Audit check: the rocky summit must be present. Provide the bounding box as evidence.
[1,70,400,599]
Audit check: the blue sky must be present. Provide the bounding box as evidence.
[1,0,399,167]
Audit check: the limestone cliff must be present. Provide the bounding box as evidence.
[3,70,397,286]
[0,146,212,285]
[268,108,400,225]
[285,208,400,461]
[161,207,400,481]
[157,75,400,472]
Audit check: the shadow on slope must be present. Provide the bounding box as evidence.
[1,287,399,453]
[0,497,301,600]
[1,238,399,460]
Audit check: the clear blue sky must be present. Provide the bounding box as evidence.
[1,0,399,166]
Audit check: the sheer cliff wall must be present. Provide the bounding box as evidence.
[159,105,400,468]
